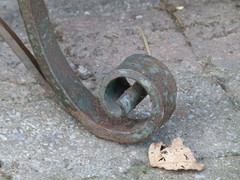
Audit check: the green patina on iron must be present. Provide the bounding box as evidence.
[0,0,177,143]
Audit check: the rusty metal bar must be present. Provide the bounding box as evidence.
[0,18,44,81]
[0,0,177,143]
[117,82,147,116]
[0,17,54,96]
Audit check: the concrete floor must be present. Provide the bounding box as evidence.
[0,0,239,179]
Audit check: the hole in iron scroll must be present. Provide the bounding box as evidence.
[104,77,152,119]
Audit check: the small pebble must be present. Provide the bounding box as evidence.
[136,15,143,19]
[0,134,7,141]
[188,115,194,119]
[77,65,93,80]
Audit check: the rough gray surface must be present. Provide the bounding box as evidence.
[0,0,240,179]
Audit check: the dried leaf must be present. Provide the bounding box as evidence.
[148,137,204,171]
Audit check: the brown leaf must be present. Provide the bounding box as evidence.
[148,137,204,171]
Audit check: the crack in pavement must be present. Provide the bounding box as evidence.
[158,2,240,111]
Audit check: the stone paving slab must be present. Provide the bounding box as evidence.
[0,0,239,179]
[177,1,240,109]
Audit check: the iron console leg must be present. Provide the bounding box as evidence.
[0,0,177,143]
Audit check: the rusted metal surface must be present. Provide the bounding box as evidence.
[0,0,177,143]
[117,82,147,116]
[0,18,44,86]
[0,17,59,102]
[100,54,177,128]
